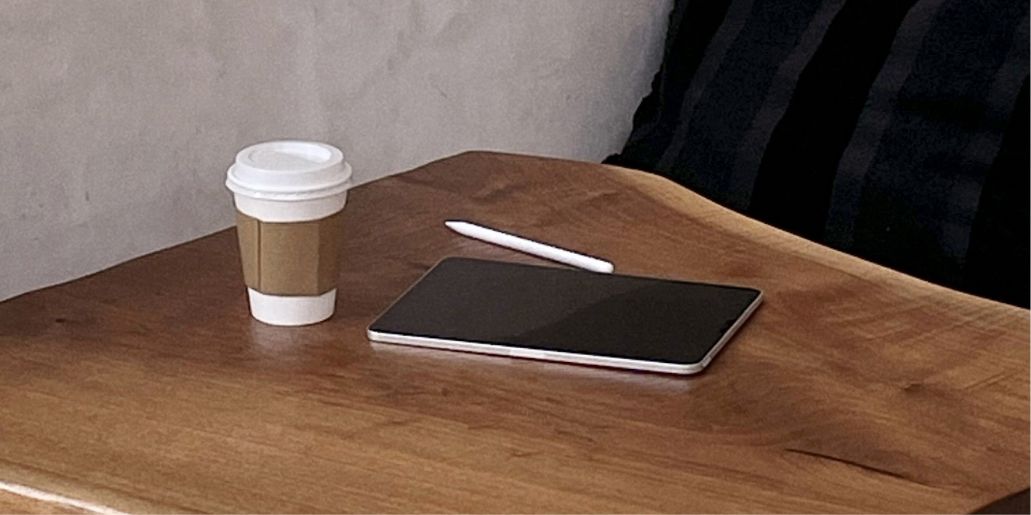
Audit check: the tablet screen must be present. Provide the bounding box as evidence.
[369,257,761,365]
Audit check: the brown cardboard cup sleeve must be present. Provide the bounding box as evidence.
[235,210,345,296]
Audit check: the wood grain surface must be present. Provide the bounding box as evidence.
[0,152,1027,513]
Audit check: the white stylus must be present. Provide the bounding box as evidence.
[444,220,615,273]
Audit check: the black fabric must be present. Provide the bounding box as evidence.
[608,0,1029,307]
[965,78,1030,307]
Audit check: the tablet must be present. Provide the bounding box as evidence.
[367,257,762,375]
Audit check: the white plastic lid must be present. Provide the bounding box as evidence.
[226,140,352,201]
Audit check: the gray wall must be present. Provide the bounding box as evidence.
[0,0,669,301]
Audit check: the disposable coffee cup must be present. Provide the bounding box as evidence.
[225,140,352,326]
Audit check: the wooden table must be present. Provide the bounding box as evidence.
[1,152,1027,513]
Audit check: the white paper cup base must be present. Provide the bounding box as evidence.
[247,288,336,326]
